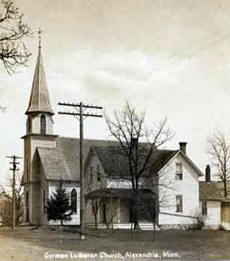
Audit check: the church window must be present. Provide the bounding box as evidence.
[71,189,77,213]
[90,167,93,184]
[26,191,29,222]
[97,165,101,182]
[40,115,46,134]
[26,159,29,181]
[43,189,46,214]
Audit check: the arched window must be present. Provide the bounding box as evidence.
[26,191,29,222]
[71,189,77,213]
[43,189,46,214]
[40,114,46,134]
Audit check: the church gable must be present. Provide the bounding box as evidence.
[37,147,73,181]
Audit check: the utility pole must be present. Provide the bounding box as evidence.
[6,155,22,230]
[58,101,103,240]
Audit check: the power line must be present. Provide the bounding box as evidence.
[58,101,103,240]
[6,155,22,230]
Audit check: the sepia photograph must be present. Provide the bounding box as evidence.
[0,0,230,260]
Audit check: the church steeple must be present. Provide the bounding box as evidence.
[26,29,54,115]
[25,29,54,136]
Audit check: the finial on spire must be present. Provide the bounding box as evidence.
[38,27,42,49]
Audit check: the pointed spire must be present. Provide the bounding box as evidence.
[26,29,54,115]
[38,27,42,49]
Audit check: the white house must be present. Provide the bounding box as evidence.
[199,166,230,230]
[84,143,203,229]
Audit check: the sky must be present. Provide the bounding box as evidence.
[1,0,230,186]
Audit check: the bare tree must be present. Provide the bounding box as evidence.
[104,198,118,233]
[0,0,31,74]
[105,102,174,228]
[0,171,24,225]
[91,199,99,230]
[208,131,230,197]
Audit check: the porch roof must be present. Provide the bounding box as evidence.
[85,188,155,200]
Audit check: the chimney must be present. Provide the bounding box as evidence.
[179,142,187,154]
[205,165,211,182]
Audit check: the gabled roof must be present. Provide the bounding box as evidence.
[152,149,179,173]
[37,147,72,180]
[26,46,54,115]
[91,145,178,177]
[35,137,114,181]
[165,151,204,177]
[31,137,202,182]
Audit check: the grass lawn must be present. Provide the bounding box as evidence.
[0,226,229,261]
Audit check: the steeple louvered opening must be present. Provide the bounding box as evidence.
[40,114,46,134]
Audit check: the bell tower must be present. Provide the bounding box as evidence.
[22,30,57,224]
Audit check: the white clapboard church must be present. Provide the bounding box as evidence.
[21,40,111,226]
[22,41,205,229]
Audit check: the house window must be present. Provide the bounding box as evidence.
[97,165,101,182]
[43,189,46,214]
[71,189,77,213]
[202,201,207,216]
[40,115,46,134]
[176,195,183,213]
[175,163,183,180]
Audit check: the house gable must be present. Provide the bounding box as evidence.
[157,151,203,177]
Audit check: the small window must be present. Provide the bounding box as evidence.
[175,163,183,180]
[97,165,101,182]
[176,195,183,213]
[71,189,77,213]
[202,201,207,216]
[40,115,46,134]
